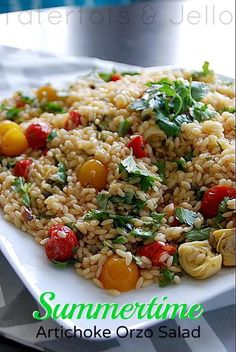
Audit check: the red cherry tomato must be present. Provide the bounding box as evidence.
[45,225,79,262]
[64,110,81,131]
[200,185,236,218]
[111,73,122,82]
[13,159,32,180]
[137,242,176,266]
[25,122,51,149]
[127,135,148,158]
[15,100,26,108]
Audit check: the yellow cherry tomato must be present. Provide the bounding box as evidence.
[36,85,58,102]
[1,128,28,156]
[99,255,139,292]
[0,120,21,137]
[77,159,108,191]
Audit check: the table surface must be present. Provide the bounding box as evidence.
[0,1,235,351]
[0,0,235,76]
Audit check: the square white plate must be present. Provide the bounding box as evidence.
[0,61,235,339]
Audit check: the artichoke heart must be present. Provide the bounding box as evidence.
[143,125,165,146]
[178,240,222,279]
[209,228,236,267]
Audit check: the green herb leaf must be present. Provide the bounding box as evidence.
[12,177,31,207]
[112,236,127,244]
[6,107,21,120]
[185,227,210,241]
[6,159,16,169]
[130,228,154,238]
[119,155,157,191]
[175,207,199,226]
[43,102,64,113]
[156,161,166,181]
[176,157,187,170]
[118,119,131,137]
[218,197,230,213]
[84,210,110,222]
[103,240,114,249]
[130,78,210,137]
[50,259,76,268]
[159,268,175,287]
[219,107,236,114]
[47,130,58,142]
[193,61,214,78]
[190,103,217,122]
[55,162,67,187]
[97,193,109,211]
[109,192,146,210]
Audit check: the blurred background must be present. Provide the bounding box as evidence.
[0,0,235,76]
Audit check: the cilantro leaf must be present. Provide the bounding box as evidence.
[97,193,109,211]
[156,161,166,181]
[192,61,214,78]
[190,103,217,122]
[185,227,210,241]
[191,82,209,101]
[130,78,211,137]
[50,259,77,268]
[130,228,154,238]
[218,197,230,213]
[55,162,67,186]
[109,193,146,210]
[119,155,157,191]
[6,107,21,120]
[43,102,65,113]
[175,207,199,226]
[159,268,175,287]
[118,119,131,137]
[112,236,127,244]
[12,177,31,207]
[47,130,58,142]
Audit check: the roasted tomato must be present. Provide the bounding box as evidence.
[127,135,148,158]
[138,242,176,266]
[200,185,236,218]
[45,225,79,262]
[64,110,81,130]
[25,122,51,149]
[13,159,32,180]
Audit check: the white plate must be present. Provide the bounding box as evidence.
[0,62,234,339]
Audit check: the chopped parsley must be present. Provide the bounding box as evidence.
[55,162,67,187]
[119,154,157,191]
[96,193,109,211]
[129,228,154,239]
[109,193,146,211]
[43,102,65,113]
[185,227,210,241]
[6,107,21,120]
[175,207,199,226]
[130,78,213,137]
[159,268,175,287]
[219,107,236,114]
[47,130,58,142]
[112,236,127,244]
[218,197,230,213]
[12,177,31,207]
[156,160,166,181]
[192,61,214,79]
[118,119,131,137]
[50,259,77,268]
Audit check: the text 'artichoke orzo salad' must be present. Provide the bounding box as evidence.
[0,62,235,295]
